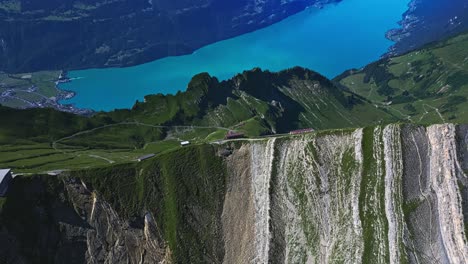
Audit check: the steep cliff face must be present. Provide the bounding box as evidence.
[0,176,170,264]
[225,123,468,263]
[1,124,467,263]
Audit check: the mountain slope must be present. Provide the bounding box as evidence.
[0,0,340,72]
[336,32,468,124]
[0,67,395,144]
[111,67,395,134]
[387,0,468,56]
[1,123,467,263]
[0,67,397,174]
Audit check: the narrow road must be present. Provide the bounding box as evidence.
[88,154,115,164]
[210,133,290,145]
[52,121,230,150]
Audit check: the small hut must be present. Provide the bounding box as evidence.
[225,131,245,140]
[137,154,155,162]
[0,169,13,197]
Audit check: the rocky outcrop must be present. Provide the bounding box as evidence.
[1,123,467,263]
[65,179,169,264]
[0,177,169,264]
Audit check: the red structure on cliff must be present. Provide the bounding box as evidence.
[225,131,245,140]
[289,128,315,135]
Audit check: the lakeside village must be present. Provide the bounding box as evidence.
[0,71,93,115]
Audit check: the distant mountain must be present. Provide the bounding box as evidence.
[0,0,340,73]
[387,0,468,55]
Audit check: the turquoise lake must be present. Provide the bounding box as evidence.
[60,0,410,111]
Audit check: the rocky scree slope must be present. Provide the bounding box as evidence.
[0,0,340,72]
[1,123,468,263]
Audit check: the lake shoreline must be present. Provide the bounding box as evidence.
[58,0,411,112]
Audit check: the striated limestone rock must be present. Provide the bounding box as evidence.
[221,144,256,264]
[1,124,468,264]
[427,124,468,263]
[221,124,468,263]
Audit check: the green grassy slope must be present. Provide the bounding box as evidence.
[0,62,408,174]
[336,33,468,124]
[108,67,395,133]
[0,66,393,143]
[0,66,396,173]
[0,105,95,144]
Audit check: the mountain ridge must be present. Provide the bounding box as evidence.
[0,66,395,146]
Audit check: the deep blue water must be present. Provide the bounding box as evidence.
[60,0,410,111]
